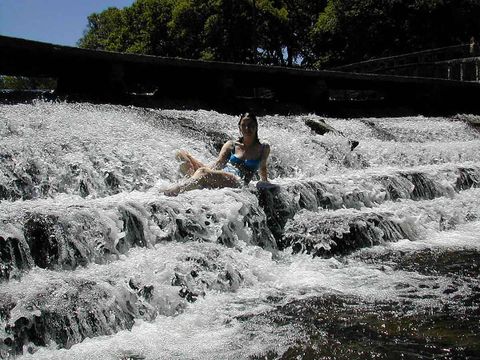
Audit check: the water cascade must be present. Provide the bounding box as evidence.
[1,101,479,359]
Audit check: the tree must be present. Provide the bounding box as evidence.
[312,0,480,68]
[78,7,129,51]
[0,76,56,90]
[78,0,480,69]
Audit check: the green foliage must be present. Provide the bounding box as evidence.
[78,7,128,51]
[313,0,480,67]
[78,0,325,65]
[0,76,56,90]
[78,0,480,68]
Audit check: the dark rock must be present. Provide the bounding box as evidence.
[24,214,60,269]
[1,278,157,354]
[304,118,337,135]
[119,207,147,252]
[455,167,480,191]
[283,212,417,257]
[304,118,360,151]
[402,172,445,200]
[0,236,32,280]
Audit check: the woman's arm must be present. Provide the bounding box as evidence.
[211,140,234,170]
[258,144,270,182]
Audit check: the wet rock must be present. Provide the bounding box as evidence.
[402,172,447,200]
[376,174,414,200]
[247,294,480,360]
[0,236,33,281]
[0,184,21,202]
[358,249,480,278]
[217,266,244,292]
[78,180,90,197]
[283,211,416,256]
[258,179,393,247]
[104,171,121,193]
[361,119,397,141]
[257,180,336,246]
[460,114,480,130]
[0,156,50,201]
[304,118,337,136]
[119,206,148,252]
[304,118,359,151]
[23,214,61,269]
[18,209,124,272]
[149,193,276,250]
[171,269,203,303]
[1,190,277,282]
[128,278,154,301]
[1,278,156,354]
[456,167,480,191]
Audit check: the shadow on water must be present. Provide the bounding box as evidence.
[355,249,480,278]
[248,248,480,359]
[249,294,480,360]
[0,89,451,118]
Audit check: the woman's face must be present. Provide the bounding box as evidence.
[239,117,257,137]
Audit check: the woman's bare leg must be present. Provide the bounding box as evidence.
[176,150,206,177]
[192,167,240,188]
[164,167,240,196]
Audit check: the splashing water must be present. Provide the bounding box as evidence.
[1,101,479,359]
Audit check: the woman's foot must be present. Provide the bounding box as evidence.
[163,177,199,196]
[163,185,181,196]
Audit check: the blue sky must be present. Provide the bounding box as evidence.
[0,0,135,46]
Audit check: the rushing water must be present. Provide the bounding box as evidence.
[0,101,479,359]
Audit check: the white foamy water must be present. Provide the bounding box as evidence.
[17,219,480,360]
[1,101,479,359]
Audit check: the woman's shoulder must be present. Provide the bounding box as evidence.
[223,139,236,148]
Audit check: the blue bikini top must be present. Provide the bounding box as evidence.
[228,143,264,173]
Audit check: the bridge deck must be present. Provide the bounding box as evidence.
[1,35,480,113]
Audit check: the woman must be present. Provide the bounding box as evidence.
[164,113,270,196]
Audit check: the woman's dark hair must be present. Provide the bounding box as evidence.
[238,112,260,144]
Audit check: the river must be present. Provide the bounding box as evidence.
[0,101,479,359]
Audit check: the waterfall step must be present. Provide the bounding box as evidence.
[0,241,249,356]
[281,188,480,256]
[2,164,480,281]
[0,189,275,281]
[259,164,480,240]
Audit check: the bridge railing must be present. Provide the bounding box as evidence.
[332,44,480,81]
[370,57,480,82]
